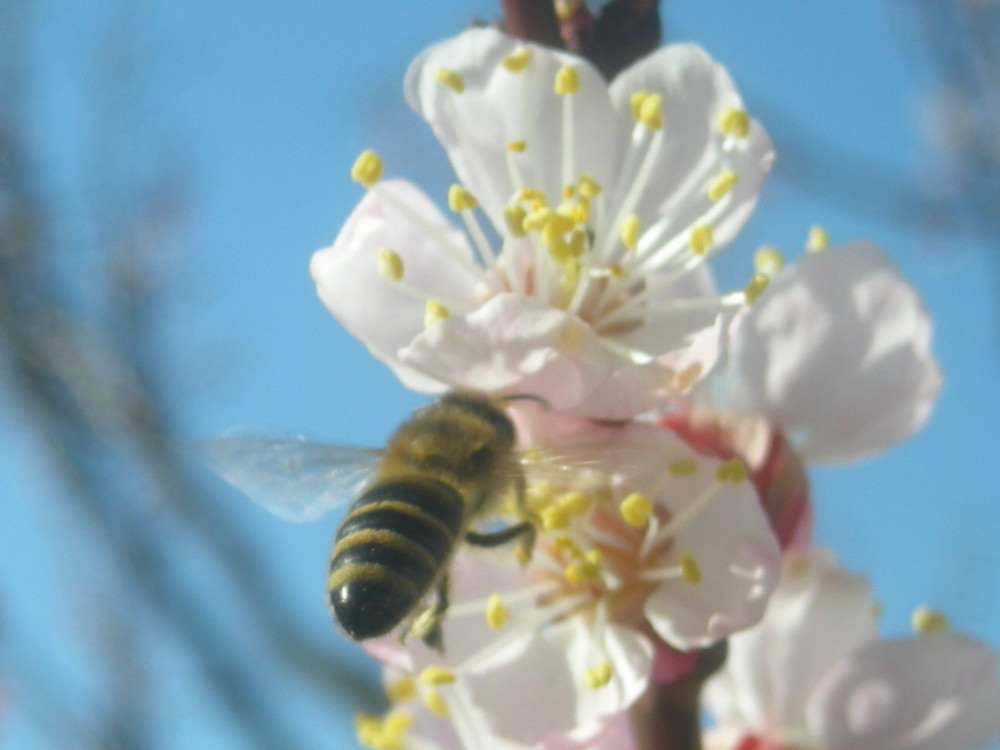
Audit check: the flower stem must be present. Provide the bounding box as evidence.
[627,642,726,750]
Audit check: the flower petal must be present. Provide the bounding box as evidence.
[405,27,623,229]
[310,180,482,392]
[609,44,774,260]
[809,632,1000,750]
[725,242,942,463]
[703,549,877,735]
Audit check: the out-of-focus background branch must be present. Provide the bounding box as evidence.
[1,0,999,748]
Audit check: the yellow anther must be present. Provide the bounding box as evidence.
[486,594,510,630]
[564,562,585,585]
[435,68,465,93]
[420,666,457,686]
[518,187,547,204]
[377,248,404,281]
[715,459,748,484]
[356,712,380,742]
[502,47,532,72]
[555,65,580,95]
[718,106,751,138]
[548,238,573,265]
[562,184,576,199]
[688,224,714,255]
[424,300,450,328]
[423,688,449,717]
[351,149,383,188]
[667,458,698,477]
[523,206,554,232]
[526,481,554,511]
[912,605,949,635]
[807,225,828,252]
[620,214,641,250]
[503,204,528,238]
[513,544,531,565]
[567,227,587,258]
[620,492,653,528]
[554,535,582,558]
[754,246,785,276]
[583,662,613,689]
[569,199,589,224]
[629,91,649,122]
[507,139,527,152]
[639,93,663,130]
[607,264,626,279]
[678,551,702,584]
[557,490,591,515]
[584,548,602,567]
[541,504,571,531]
[541,213,576,245]
[708,170,738,201]
[386,675,416,703]
[743,272,770,305]
[448,184,478,212]
[565,551,601,585]
[383,710,414,737]
[578,174,602,198]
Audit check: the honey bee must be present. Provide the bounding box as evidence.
[205,391,537,650]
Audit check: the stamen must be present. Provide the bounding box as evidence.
[708,170,738,201]
[638,93,663,131]
[807,225,828,252]
[583,662,613,689]
[502,47,532,72]
[508,139,526,152]
[420,666,457,686]
[448,184,478,212]
[689,224,714,255]
[596,129,663,264]
[668,459,698,476]
[629,91,649,123]
[424,300,450,328]
[423,688,449,717]
[377,247,404,281]
[620,214,641,250]
[911,605,949,634]
[677,551,702,584]
[754,245,784,275]
[742,273,770,305]
[485,594,509,630]
[503,204,528,238]
[715,459,748,484]
[351,149,383,188]
[578,174,602,198]
[620,492,653,528]
[718,106,751,138]
[554,65,580,95]
[435,68,465,93]
[386,675,415,702]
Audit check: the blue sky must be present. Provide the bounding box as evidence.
[2,1,999,747]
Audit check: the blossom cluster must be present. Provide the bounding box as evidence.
[310,25,999,750]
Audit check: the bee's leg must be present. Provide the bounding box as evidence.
[465,520,536,563]
[409,574,449,653]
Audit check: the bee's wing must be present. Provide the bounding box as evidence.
[202,433,383,523]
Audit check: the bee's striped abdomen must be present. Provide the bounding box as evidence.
[328,476,465,640]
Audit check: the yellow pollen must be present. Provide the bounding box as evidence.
[667,458,698,477]
[541,213,576,245]
[423,688,449,717]
[639,93,663,130]
[807,225,828,252]
[356,713,380,745]
[548,238,573,265]
[708,170,738,201]
[565,551,602,585]
[383,710,413,736]
[743,272,770,305]
[689,224,714,255]
[554,535,582,559]
[629,91,649,123]
[678,551,702,584]
[555,65,580,95]
[513,545,531,564]
[557,490,591,515]
[620,492,653,528]
[569,199,589,224]
[376,248,404,282]
[526,481,554,511]
[911,605,949,634]
[620,214,641,250]
[502,47,532,72]
[562,184,576,199]
[583,662,613,689]
[578,174,602,198]
[435,68,465,93]
[608,264,626,279]
[424,300,450,328]
[523,206,554,233]
[754,245,785,276]
[541,504,571,531]
[503,204,528,238]
[448,184,478,212]
[386,675,416,703]
[420,666,456,686]
[718,106,751,138]
[568,227,587,258]
[351,149,383,188]
[518,187,547,204]
[507,139,527,152]
[715,459,748,484]
[486,594,510,630]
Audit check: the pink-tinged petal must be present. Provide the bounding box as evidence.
[399,293,677,419]
[310,180,482,392]
[609,44,774,258]
[405,27,623,228]
[810,632,1000,750]
[465,617,652,745]
[726,242,942,464]
[704,549,877,735]
[643,453,780,650]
